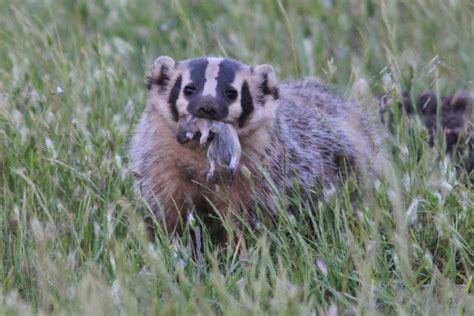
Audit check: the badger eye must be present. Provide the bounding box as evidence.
[183,84,197,96]
[224,88,238,100]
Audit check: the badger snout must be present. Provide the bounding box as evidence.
[188,96,228,121]
[197,103,217,118]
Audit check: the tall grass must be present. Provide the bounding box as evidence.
[0,0,473,314]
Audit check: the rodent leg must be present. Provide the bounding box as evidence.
[200,130,209,146]
[228,156,239,185]
[199,122,211,146]
[207,160,216,182]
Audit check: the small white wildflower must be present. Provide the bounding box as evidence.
[114,154,123,170]
[241,165,251,178]
[355,208,364,220]
[111,280,121,306]
[374,179,382,191]
[93,221,101,237]
[110,254,116,274]
[11,110,23,128]
[113,113,122,126]
[5,291,31,313]
[236,278,246,290]
[440,181,453,192]
[187,212,197,229]
[45,111,55,125]
[323,184,336,198]
[30,218,44,242]
[441,156,451,173]
[106,204,114,239]
[382,73,394,91]
[29,89,41,104]
[352,78,370,100]
[451,236,463,250]
[125,99,134,118]
[403,174,411,191]
[406,198,419,225]
[328,302,338,316]
[147,243,160,261]
[287,213,296,226]
[254,220,262,231]
[139,266,152,277]
[68,251,76,270]
[400,145,409,161]
[433,191,442,203]
[424,251,433,266]
[160,22,170,31]
[55,86,64,95]
[45,137,54,150]
[316,258,328,276]
[176,258,186,269]
[317,201,324,211]
[112,37,134,56]
[367,240,377,259]
[387,189,397,203]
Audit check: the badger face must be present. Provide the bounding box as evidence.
[146,56,279,134]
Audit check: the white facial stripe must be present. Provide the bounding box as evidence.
[228,74,244,119]
[176,70,191,114]
[202,58,221,97]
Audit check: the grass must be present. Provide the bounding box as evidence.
[0,0,473,314]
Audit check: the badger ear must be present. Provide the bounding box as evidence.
[450,90,471,113]
[147,56,176,90]
[252,64,279,99]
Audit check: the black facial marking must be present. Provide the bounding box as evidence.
[259,73,279,99]
[157,65,171,86]
[146,65,172,91]
[167,74,182,121]
[239,80,254,127]
[216,58,240,95]
[145,76,153,90]
[188,57,209,97]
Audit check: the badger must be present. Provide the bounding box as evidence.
[416,90,472,152]
[129,56,386,236]
[175,114,242,181]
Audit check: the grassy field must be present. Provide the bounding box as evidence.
[0,0,473,314]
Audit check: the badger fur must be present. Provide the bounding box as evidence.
[129,56,386,235]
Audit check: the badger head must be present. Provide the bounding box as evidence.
[146,56,279,135]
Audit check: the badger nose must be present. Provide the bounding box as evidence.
[188,96,227,120]
[195,99,219,119]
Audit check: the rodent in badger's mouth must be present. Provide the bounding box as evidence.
[175,116,216,145]
[175,115,241,183]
